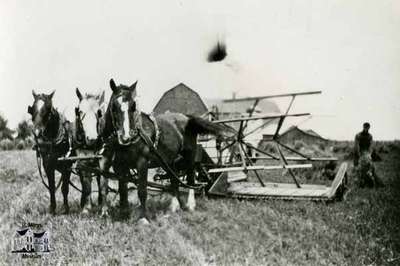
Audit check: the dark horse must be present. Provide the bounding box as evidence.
[100,79,225,224]
[28,91,72,214]
[73,88,108,214]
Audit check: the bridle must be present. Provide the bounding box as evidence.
[109,92,142,146]
[74,105,104,149]
[31,104,66,146]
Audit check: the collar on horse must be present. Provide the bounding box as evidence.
[109,103,160,148]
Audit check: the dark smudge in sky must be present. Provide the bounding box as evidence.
[207,41,227,62]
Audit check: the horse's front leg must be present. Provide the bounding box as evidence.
[98,156,111,217]
[184,148,197,212]
[43,160,56,214]
[114,165,129,215]
[169,174,181,213]
[79,170,92,214]
[137,156,149,225]
[60,167,71,214]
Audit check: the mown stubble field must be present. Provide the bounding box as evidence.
[0,143,399,265]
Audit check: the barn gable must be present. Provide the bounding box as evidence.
[153,83,208,116]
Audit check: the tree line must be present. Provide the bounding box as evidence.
[0,112,33,150]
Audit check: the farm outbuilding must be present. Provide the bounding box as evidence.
[153,83,208,116]
[273,126,330,147]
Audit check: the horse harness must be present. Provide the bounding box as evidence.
[109,99,160,148]
[108,104,202,190]
[33,111,71,191]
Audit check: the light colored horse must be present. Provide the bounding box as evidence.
[73,89,108,214]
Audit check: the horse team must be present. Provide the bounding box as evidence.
[27,79,226,224]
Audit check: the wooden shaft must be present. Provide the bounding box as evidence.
[58,155,103,161]
[213,113,310,124]
[208,163,312,173]
[275,143,302,188]
[223,90,322,102]
[239,141,265,187]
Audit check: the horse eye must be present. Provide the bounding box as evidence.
[97,110,102,118]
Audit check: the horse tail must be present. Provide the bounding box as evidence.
[186,115,230,137]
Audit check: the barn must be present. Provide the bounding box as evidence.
[153,83,208,116]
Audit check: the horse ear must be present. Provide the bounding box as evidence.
[76,88,83,101]
[99,91,105,104]
[32,90,38,99]
[110,79,117,92]
[130,80,138,91]
[130,81,138,99]
[49,90,55,99]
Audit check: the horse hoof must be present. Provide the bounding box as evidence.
[61,206,70,215]
[81,207,90,215]
[138,217,150,226]
[169,197,180,213]
[186,203,196,212]
[100,208,109,218]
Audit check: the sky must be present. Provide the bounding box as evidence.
[0,0,399,140]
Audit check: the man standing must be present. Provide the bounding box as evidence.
[354,122,383,187]
[354,122,373,166]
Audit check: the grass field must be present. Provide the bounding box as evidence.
[0,143,399,265]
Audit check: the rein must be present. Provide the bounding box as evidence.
[137,128,203,190]
[33,133,63,191]
[109,99,143,146]
[108,96,202,190]
[74,107,104,150]
[32,109,71,192]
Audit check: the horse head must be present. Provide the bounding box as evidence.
[108,78,139,145]
[75,88,106,147]
[27,90,56,136]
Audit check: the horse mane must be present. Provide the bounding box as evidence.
[83,93,100,99]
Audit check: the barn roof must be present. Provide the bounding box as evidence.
[153,83,208,116]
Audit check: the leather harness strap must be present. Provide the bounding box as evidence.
[148,113,160,149]
[33,112,72,192]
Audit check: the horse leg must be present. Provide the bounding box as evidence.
[169,175,181,213]
[113,163,129,216]
[118,179,129,212]
[137,157,149,224]
[61,169,71,214]
[98,157,111,217]
[43,161,56,214]
[96,175,103,205]
[182,135,197,212]
[80,171,92,214]
[185,150,197,212]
